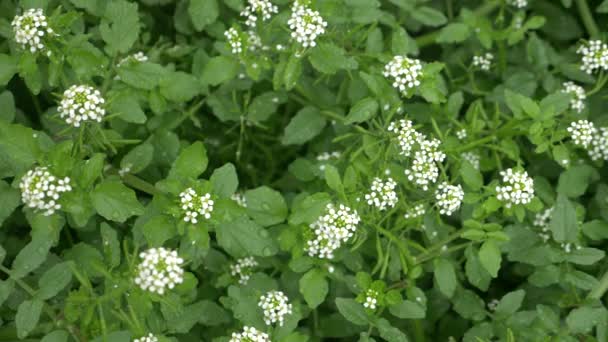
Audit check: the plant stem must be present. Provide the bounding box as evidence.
[122,174,159,196]
[575,0,600,38]
[589,269,608,300]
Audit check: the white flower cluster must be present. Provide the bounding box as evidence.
[306,204,360,259]
[562,81,586,113]
[495,168,535,208]
[567,119,596,148]
[577,40,608,74]
[533,207,553,242]
[404,204,425,219]
[434,183,464,216]
[363,289,379,310]
[134,248,184,295]
[225,27,243,54]
[118,51,148,67]
[472,53,494,71]
[383,56,423,95]
[229,326,270,342]
[241,0,278,27]
[507,0,528,9]
[258,290,292,326]
[288,1,327,48]
[561,242,582,253]
[317,151,341,171]
[19,166,72,216]
[365,177,398,211]
[388,119,422,157]
[456,129,467,140]
[487,299,499,312]
[58,85,106,127]
[230,257,258,285]
[179,188,214,223]
[12,8,53,53]
[133,333,158,342]
[231,192,248,207]
[405,138,446,191]
[461,152,480,170]
[588,127,608,161]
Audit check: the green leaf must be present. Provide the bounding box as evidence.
[160,71,201,103]
[459,161,483,190]
[345,97,378,124]
[0,121,41,176]
[0,180,21,226]
[99,0,140,54]
[566,247,605,265]
[16,299,44,338]
[434,258,457,297]
[142,215,176,246]
[216,217,278,257]
[188,0,219,30]
[244,186,287,226]
[247,92,286,123]
[494,290,525,319]
[299,269,328,309]
[0,54,17,86]
[335,298,368,326]
[168,141,208,180]
[201,56,239,86]
[91,180,144,223]
[121,143,154,174]
[210,163,239,198]
[582,220,608,240]
[41,330,69,342]
[436,23,470,43]
[0,91,16,123]
[392,27,418,55]
[478,240,501,277]
[108,91,146,124]
[100,223,121,268]
[37,262,72,300]
[281,107,326,145]
[117,62,168,90]
[549,194,578,242]
[566,306,606,334]
[376,318,410,342]
[289,192,331,225]
[598,0,608,12]
[389,300,425,319]
[465,247,491,291]
[324,165,343,194]
[11,236,54,279]
[308,43,358,74]
[412,6,447,27]
[557,165,598,198]
[284,55,302,91]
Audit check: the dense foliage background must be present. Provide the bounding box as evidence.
[1,0,608,341]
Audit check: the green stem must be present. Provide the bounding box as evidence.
[575,0,600,38]
[374,224,414,266]
[122,174,159,196]
[589,269,608,300]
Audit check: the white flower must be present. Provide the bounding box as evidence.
[118,51,148,67]
[288,2,327,48]
[58,85,106,127]
[118,164,132,177]
[577,40,608,75]
[588,127,608,161]
[306,203,360,259]
[230,257,258,285]
[259,290,292,326]
[363,289,379,310]
[534,207,553,228]
[405,140,445,191]
[316,151,341,171]
[383,56,423,95]
[19,166,72,216]
[472,53,493,71]
[562,81,586,113]
[179,188,214,223]
[225,27,243,54]
[495,168,535,208]
[567,119,596,148]
[12,8,54,53]
[388,119,422,157]
[365,177,398,211]
[133,333,158,342]
[230,326,270,342]
[241,0,278,27]
[404,204,425,219]
[420,138,446,163]
[134,248,184,295]
[456,129,467,140]
[435,183,464,216]
[487,299,500,312]
[231,192,248,208]
[461,152,480,170]
[561,242,581,253]
[507,0,528,9]
[247,30,267,51]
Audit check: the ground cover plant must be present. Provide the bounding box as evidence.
[1,0,608,341]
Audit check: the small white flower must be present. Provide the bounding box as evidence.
[562,81,586,113]
[230,257,258,285]
[487,299,500,311]
[365,177,398,211]
[383,55,423,95]
[588,127,608,161]
[118,164,132,177]
[230,326,270,342]
[434,183,464,216]
[19,166,72,216]
[472,53,494,71]
[456,129,467,140]
[179,188,214,223]
[231,192,248,208]
[247,30,265,52]
[241,0,278,27]
[118,51,148,67]
[225,27,243,54]
[404,140,444,191]
[495,168,535,208]
[577,40,608,75]
[533,207,553,228]
[134,248,184,295]
[363,289,379,310]
[507,0,527,8]
[567,119,596,148]
[461,152,480,170]
[288,2,327,48]
[133,333,158,342]
[58,85,106,127]
[12,8,54,53]
[259,290,292,326]
[316,151,341,171]
[404,204,425,219]
[561,242,582,253]
[388,119,423,157]
[306,203,360,259]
